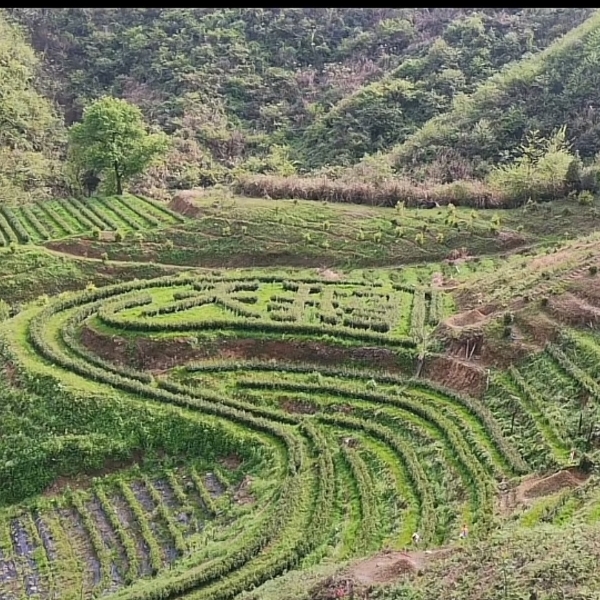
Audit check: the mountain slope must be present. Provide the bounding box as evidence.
[8,8,596,191]
[295,8,595,170]
[387,9,600,180]
[0,11,64,203]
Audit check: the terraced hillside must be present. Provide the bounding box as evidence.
[1,245,600,599]
[0,195,183,246]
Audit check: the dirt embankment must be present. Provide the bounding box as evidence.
[421,355,487,397]
[310,548,453,599]
[80,324,414,374]
[169,191,203,217]
[546,292,600,328]
[498,467,590,516]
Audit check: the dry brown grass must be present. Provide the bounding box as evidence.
[233,174,513,208]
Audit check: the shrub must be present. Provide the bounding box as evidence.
[589,265,598,276]
[233,174,510,208]
[577,190,595,206]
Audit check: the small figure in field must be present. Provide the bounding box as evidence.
[459,523,469,539]
[570,448,577,463]
[411,531,421,545]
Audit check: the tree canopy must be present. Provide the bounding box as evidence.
[68,96,168,195]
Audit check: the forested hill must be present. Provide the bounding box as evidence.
[2,8,600,198]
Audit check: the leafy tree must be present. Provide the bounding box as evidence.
[487,126,574,202]
[69,96,168,195]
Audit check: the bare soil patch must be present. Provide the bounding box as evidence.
[514,311,560,346]
[219,454,244,470]
[421,355,486,397]
[430,271,459,291]
[80,325,414,374]
[169,191,204,217]
[280,398,318,414]
[498,230,526,250]
[2,361,22,388]
[446,303,499,328]
[567,278,600,306]
[46,239,105,260]
[233,476,255,505]
[317,268,341,281]
[309,549,453,598]
[498,468,590,516]
[520,468,589,500]
[43,451,144,497]
[446,247,470,262]
[546,293,600,328]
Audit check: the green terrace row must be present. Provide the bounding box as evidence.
[1,274,517,598]
[4,272,600,599]
[0,465,240,600]
[85,274,451,344]
[0,195,184,246]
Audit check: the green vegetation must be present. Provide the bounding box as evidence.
[2,7,600,600]
[1,217,600,598]
[0,12,64,203]
[69,97,169,196]
[1,8,599,198]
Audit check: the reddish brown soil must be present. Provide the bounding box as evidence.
[521,467,589,500]
[169,192,203,217]
[80,324,414,373]
[546,293,600,327]
[421,355,486,397]
[52,239,96,258]
[310,548,453,598]
[498,468,590,516]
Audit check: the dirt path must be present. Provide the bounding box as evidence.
[498,467,590,516]
[311,548,454,598]
[43,246,203,272]
[346,548,451,583]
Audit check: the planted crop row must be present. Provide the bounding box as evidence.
[10,271,566,600]
[21,205,51,240]
[16,277,407,598]
[98,196,144,230]
[1,206,30,243]
[133,194,186,223]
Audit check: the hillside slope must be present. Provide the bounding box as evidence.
[388,9,600,180]
[295,8,594,170]
[5,8,596,193]
[0,12,64,203]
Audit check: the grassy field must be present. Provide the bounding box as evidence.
[41,193,600,269]
[0,193,599,600]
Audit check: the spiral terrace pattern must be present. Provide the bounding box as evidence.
[6,269,585,600]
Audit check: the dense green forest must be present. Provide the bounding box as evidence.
[2,7,600,203]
